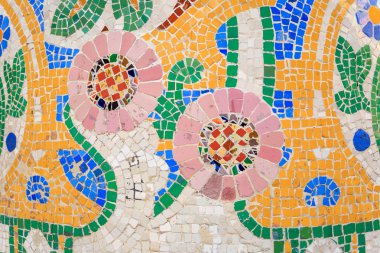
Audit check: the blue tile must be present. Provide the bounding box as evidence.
[28,0,44,31]
[215,23,228,56]
[26,175,49,204]
[58,149,107,207]
[182,89,213,105]
[304,176,340,207]
[45,42,79,69]
[5,132,17,152]
[272,0,315,60]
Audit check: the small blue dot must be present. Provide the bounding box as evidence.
[6,132,16,152]
[353,129,371,152]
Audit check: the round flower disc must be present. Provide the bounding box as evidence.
[68,32,164,133]
[173,88,284,201]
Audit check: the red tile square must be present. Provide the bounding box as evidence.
[112,93,120,101]
[236,128,246,137]
[223,139,234,151]
[101,89,110,99]
[97,72,106,81]
[223,126,234,137]
[122,71,129,80]
[212,154,222,162]
[236,153,246,162]
[223,153,233,161]
[118,82,128,91]
[112,65,121,75]
[209,141,221,150]
[211,129,221,138]
[106,77,116,87]
[238,140,248,146]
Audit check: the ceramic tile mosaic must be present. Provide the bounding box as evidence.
[5,0,380,252]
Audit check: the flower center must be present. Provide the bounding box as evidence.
[198,114,259,175]
[0,29,3,42]
[87,54,138,111]
[369,6,380,25]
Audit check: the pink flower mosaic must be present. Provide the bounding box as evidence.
[173,88,284,201]
[68,32,163,133]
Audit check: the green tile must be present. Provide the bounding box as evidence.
[234,200,246,211]
[160,193,174,208]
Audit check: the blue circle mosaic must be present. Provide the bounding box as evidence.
[353,129,370,152]
[5,132,16,152]
[26,175,50,204]
[304,176,340,207]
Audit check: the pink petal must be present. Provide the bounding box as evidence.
[173,145,199,163]
[249,101,272,124]
[95,110,107,134]
[184,103,209,124]
[75,99,92,122]
[107,31,122,53]
[260,131,284,148]
[255,115,281,135]
[214,89,229,114]
[190,169,213,191]
[198,93,219,119]
[242,92,260,118]
[67,82,86,95]
[247,168,268,193]
[258,145,282,164]
[235,172,254,198]
[69,67,89,82]
[125,102,148,125]
[254,157,280,181]
[221,176,236,201]
[73,53,93,72]
[120,32,136,55]
[201,174,222,200]
[137,81,163,97]
[135,48,158,70]
[180,158,204,179]
[176,115,203,133]
[107,110,121,133]
[69,94,87,110]
[228,88,244,113]
[82,41,100,62]
[138,65,163,82]
[119,109,135,131]
[132,92,157,113]
[82,106,99,130]
[173,131,200,146]
[126,39,148,62]
[94,34,108,58]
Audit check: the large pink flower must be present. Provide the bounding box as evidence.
[68,32,163,133]
[173,88,284,201]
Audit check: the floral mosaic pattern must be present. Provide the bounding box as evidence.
[356,0,380,40]
[4,0,380,252]
[51,0,152,36]
[198,114,260,175]
[68,32,163,133]
[173,89,284,201]
[334,36,371,114]
[0,49,27,155]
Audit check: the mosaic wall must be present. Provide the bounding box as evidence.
[4,0,380,252]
